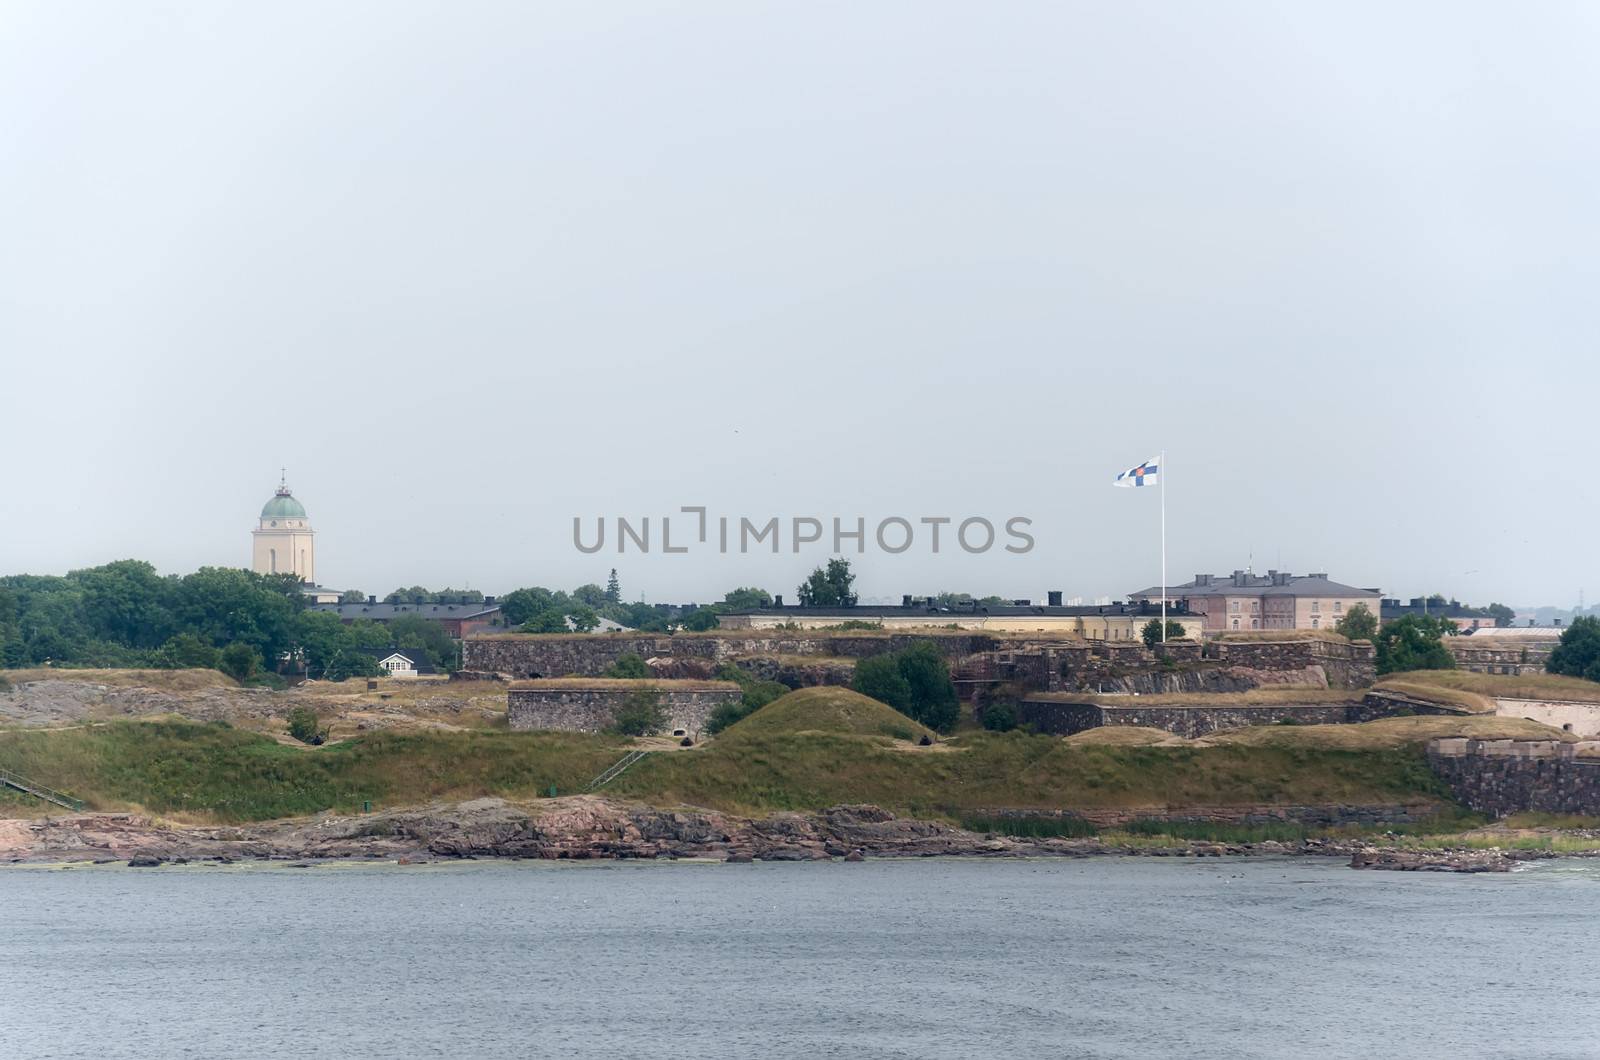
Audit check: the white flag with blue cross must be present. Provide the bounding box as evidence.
[1114,456,1160,488]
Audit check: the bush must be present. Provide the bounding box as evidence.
[609,690,666,736]
[1334,602,1379,641]
[1140,619,1187,648]
[604,653,650,679]
[981,702,1018,732]
[852,644,959,732]
[1548,616,1600,682]
[286,707,326,746]
[679,608,720,632]
[156,632,222,671]
[704,676,790,734]
[218,642,260,683]
[326,649,384,682]
[1374,615,1457,675]
[851,655,912,712]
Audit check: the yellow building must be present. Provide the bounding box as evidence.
[251,480,315,584]
[716,602,1203,640]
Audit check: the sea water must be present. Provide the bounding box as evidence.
[2,857,1597,1059]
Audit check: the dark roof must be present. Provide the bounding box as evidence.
[352,647,437,673]
[1130,573,1381,599]
[311,602,500,620]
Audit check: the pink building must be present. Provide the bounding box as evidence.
[1129,571,1383,633]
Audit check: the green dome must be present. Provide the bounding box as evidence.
[261,491,307,519]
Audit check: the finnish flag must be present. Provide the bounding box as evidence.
[1114,457,1159,488]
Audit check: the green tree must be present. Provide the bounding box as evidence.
[286,706,326,745]
[219,641,260,682]
[170,567,300,665]
[339,589,368,604]
[501,587,557,626]
[571,583,609,608]
[293,610,351,677]
[326,648,384,682]
[1374,615,1458,675]
[981,701,1018,732]
[680,607,720,632]
[605,569,621,604]
[894,641,960,731]
[1333,602,1379,641]
[520,608,571,634]
[388,613,459,671]
[566,605,600,633]
[604,653,650,679]
[609,690,666,736]
[1140,619,1188,647]
[1486,602,1516,628]
[156,632,222,670]
[721,587,772,610]
[385,586,435,604]
[851,654,913,713]
[73,559,175,649]
[797,558,856,607]
[1547,616,1600,682]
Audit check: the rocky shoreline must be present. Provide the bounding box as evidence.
[2,796,1588,873]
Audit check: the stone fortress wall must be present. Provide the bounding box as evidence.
[507,681,742,736]
[1428,738,1600,817]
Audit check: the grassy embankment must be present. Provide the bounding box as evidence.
[0,721,624,821]
[1377,670,1600,705]
[0,685,1570,829]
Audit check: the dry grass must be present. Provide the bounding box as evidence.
[3,668,237,692]
[1204,715,1575,750]
[1064,726,1188,747]
[722,687,934,742]
[1370,680,1494,714]
[1380,670,1600,704]
[1030,689,1360,708]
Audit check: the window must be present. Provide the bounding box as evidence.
[1311,617,1320,629]
[1334,601,1343,613]
[1251,619,1259,629]
[1250,601,1259,613]
[1311,601,1321,613]
[1232,619,1240,629]
[1229,601,1241,613]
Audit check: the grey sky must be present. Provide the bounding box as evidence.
[1,2,1594,607]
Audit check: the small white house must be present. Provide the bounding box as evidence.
[358,648,437,679]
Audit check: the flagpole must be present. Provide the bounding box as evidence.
[1160,449,1167,643]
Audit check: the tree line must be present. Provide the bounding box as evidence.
[0,560,454,682]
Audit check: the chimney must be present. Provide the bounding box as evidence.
[1195,574,1212,588]
[1555,618,1564,627]
[1048,590,1063,607]
[368,595,377,605]
[485,595,496,605]
[901,594,913,608]
[773,594,784,608]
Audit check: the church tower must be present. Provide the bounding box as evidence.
[251,474,315,584]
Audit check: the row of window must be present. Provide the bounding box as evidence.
[1228,599,1346,614]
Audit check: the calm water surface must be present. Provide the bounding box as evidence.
[2,857,1598,1059]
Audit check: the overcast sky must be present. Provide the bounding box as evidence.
[1,2,1594,607]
